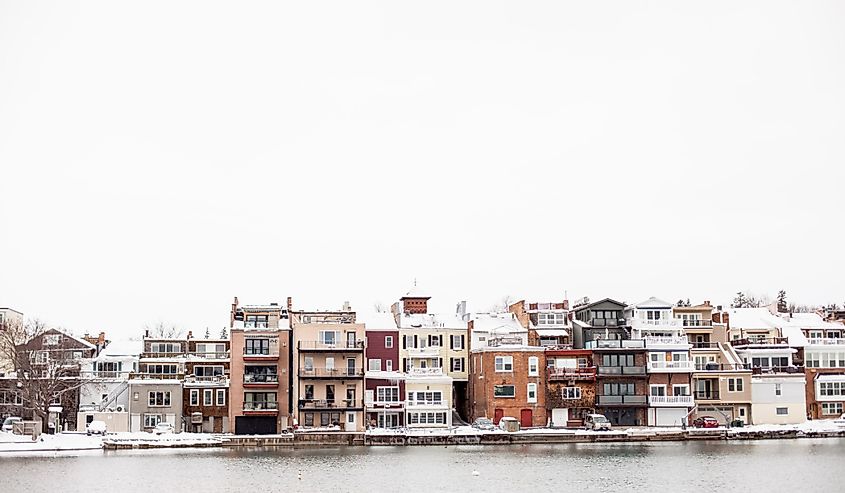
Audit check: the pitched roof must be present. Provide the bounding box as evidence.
[629,297,674,309]
[573,298,627,311]
[400,285,430,299]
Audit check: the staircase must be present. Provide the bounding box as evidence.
[98,381,129,411]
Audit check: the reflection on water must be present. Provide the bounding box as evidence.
[2,439,843,493]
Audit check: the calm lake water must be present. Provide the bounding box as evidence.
[2,440,844,492]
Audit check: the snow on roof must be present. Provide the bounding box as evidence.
[816,374,845,382]
[629,297,674,309]
[364,370,405,381]
[783,312,844,330]
[535,328,569,337]
[779,323,808,347]
[400,286,430,299]
[358,312,398,331]
[128,379,182,386]
[727,308,784,330]
[397,312,465,330]
[469,312,527,335]
[100,339,143,357]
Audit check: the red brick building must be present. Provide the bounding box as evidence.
[469,345,546,427]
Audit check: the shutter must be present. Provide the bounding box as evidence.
[402,335,407,349]
[403,358,408,372]
[439,358,443,369]
[428,334,433,346]
[460,335,465,350]
[414,335,418,348]
[461,358,465,372]
[450,335,454,350]
[439,335,443,346]
[449,358,454,371]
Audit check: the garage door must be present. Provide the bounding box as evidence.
[551,408,569,427]
[653,408,687,427]
[235,416,277,435]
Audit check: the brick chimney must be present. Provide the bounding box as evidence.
[187,330,193,339]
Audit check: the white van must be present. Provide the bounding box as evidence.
[584,414,611,431]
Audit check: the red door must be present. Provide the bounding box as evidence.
[520,409,533,428]
[493,408,504,424]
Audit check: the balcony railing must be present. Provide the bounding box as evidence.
[630,319,681,328]
[682,319,713,327]
[648,395,695,406]
[586,339,646,350]
[365,400,404,408]
[596,395,647,405]
[647,360,693,371]
[598,366,647,375]
[729,337,789,347]
[751,366,805,375]
[695,363,750,371]
[547,367,597,380]
[298,341,365,350]
[406,367,445,376]
[129,372,184,380]
[589,318,623,327]
[80,370,132,379]
[406,399,445,407]
[243,374,279,383]
[487,337,524,347]
[243,348,279,357]
[690,342,720,349]
[298,399,362,410]
[643,336,690,346]
[807,338,845,346]
[694,391,720,400]
[243,401,278,411]
[186,351,230,359]
[141,352,185,359]
[298,367,364,378]
[184,375,226,383]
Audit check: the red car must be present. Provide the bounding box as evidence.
[693,416,720,428]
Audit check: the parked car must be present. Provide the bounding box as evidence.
[498,416,520,432]
[472,418,496,431]
[2,417,22,432]
[584,414,611,431]
[693,416,720,428]
[86,420,107,436]
[834,413,845,426]
[153,422,175,434]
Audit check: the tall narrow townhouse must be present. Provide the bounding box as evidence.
[726,307,806,424]
[184,336,230,433]
[77,339,141,432]
[392,288,468,421]
[544,348,596,427]
[229,298,292,434]
[626,297,694,426]
[678,303,752,425]
[778,312,845,419]
[291,302,366,431]
[509,300,571,348]
[361,311,404,429]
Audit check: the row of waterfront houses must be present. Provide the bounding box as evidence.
[2,292,845,434]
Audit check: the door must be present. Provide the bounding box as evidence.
[520,409,533,428]
[347,331,356,348]
[551,408,569,427]
[347,358,356,377]
[493,408,504,424]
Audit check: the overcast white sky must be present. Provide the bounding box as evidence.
[1,1,843,339]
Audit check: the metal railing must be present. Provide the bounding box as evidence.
[729,337,789,347]
[298,399,362,409]
[186,351,230,359]
[586,339,646,349]
[243,401,278,411]
[649,395,694,406]
[682,319,713,327]
[690,342,720,349]
[694,391,720,400]
[298,341,365,350]
[807,338,845,346]
[406,367,445,376]
[630,319,681,328]
[547,367,597,380]
[243,374,279,383]
[751,366,804,375]
[647,360,693,371]
[596,395,647,405]
[598,366,646,375]
[243,348,279,356]
[129,372,184,380]
[695,363,750,371]
[80,370,132,379]
[298,367,364,378]
[141,352,185,359]
[643,336,690,346]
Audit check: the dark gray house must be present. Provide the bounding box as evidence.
[571,298,630,349]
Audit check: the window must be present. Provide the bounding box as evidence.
[819,382,845,397]
[368,359,382,371]
[189,389,199,406]
[245,338,269,355]
[493,385,515,398]
[776,407,788,415]
[244,392,277,410]
[562,387,581,399]
[602,354,634,367]
[822,402,844,415]
[347,412,355,424]
[604,383,635,395]
[386,360,393,372]
[495,356,514,372]
[144,364,178,375]
[775,384,782,396]
[304,413,314,426]
[673,385,690,396]
[319,331,338,345]
[148,391,171,407]
[650,385,666,397]
[150,342,181,353]
[216,389,226,406]
[204,389,213,406]
[245,315,268,328]
[44,334,62,346]
[194,366,224,378]
[527,383,537,403]
[376,386,400,402]
[450,335,464,350]
[384,336,393,348]
[528,357,539,376]
[34,351,48,364]
[451,358,464,372]
[143,414,163,428]
[408,391,443,404]
[728,378,744,392]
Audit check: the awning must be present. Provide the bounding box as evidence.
[536,329,569,337]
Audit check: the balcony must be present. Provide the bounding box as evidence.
[647,360,694,372]
[807,338,845,346]
[298,341,364,351]
[643,336,691,349]
[682,319,713,328]
[140,352,185,359]
[586,339,646,350]
[406,367,445,377]
[365,400,404,410]
[298,399,363,410]
[729,337,789,347]
[242,348,279,359]
[598,366,647,376]
[595,395,647,406]
[589,318,624,327]
[184,375,226,384]
[694,391,720,400]
[695,363,750,371]
[243,401,278,411]
[406,399,446,408]
[630,319,681,329]
[547,367,597,381]
[649,395,695,407]
[406,346,441,358]
[690,342,720,349]
[751,366,805,375]
[298,367,364,379]
[129,372,184,380]
[243,374,279,385]
[80,370,132,379]
[186,351,230,359]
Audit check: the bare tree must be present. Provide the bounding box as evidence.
[373,302,387,313]
[489,295,513,312]
[144,321,182,338]
[0,320,93,432]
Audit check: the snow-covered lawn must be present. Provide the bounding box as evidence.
[103,432,222,447]
[0,432,103,452]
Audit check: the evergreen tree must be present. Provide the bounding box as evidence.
[776,290,788,313]
[732,292,747,308]
[220,327,228,339]
[204,327,210,339]
[685,298,691,307]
